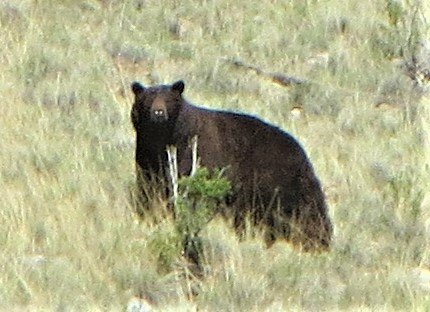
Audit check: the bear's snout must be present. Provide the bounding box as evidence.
[151,108,168,122]
[150,97,169,122]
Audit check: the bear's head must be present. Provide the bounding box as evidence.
[131,80,185,131]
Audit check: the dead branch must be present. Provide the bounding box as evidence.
[224,58,308,87]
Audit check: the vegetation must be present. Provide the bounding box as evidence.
[1,0,429,310]
[149,167,232,275]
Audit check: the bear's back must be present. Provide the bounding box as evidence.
[179,105,310,190]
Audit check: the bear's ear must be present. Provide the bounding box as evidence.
[171,80,185,95]
[131,82,146,96]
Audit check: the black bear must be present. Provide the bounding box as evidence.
[131,80,333,250]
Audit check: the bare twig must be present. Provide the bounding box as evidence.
[167,136,199,204]
[190,135,199,177]
[166,145,178,204]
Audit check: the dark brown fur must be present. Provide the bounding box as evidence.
[131,80,333,250]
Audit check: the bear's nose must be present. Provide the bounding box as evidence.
[154,109,164,117]
[151,109,168,122]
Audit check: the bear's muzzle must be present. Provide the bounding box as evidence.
[151,109,168,122]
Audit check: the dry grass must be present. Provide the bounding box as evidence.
[1,0,429,310]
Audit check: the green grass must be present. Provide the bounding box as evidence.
[1,0,430,310]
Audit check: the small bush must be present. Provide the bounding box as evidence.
[148,167,232,272]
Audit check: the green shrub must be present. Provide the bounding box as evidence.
[148,167,232,272]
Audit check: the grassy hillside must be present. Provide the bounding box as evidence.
[1,0,429,310]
